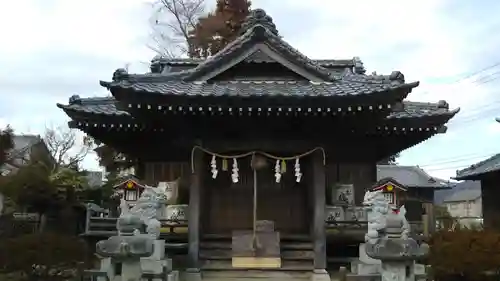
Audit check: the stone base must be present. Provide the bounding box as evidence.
[168,270,180,281]
[350,243,382,275]
[358,243,380,265]
[311,269,330,281]
[352,261,380,275]
[141,258,171,273]
[185,268,202,281]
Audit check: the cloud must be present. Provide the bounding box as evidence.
[2,0,500,179]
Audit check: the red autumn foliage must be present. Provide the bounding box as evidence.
[188,0,251,58]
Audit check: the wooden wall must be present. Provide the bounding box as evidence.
[142,161,191,204]
[481,174,500,229]
[326,162,376,205]
[139,159,378,213]
[142,162,190,185]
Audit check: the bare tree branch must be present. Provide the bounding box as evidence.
[43,125,94,170]
[149,0,206,57]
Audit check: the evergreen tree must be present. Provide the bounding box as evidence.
[0,126,14,167]
[378,153,400,165]
[188,0,251,58]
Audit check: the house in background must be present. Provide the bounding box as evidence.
[443,187,482,228]
[455,153,500,228]
[376,164,453,233]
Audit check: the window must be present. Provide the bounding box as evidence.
[383,192,394,204]
[125,190,138,201]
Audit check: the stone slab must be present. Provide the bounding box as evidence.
[231,256,281,268]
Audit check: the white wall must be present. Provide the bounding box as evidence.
[445,198,482,227]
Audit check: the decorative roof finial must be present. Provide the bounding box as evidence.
[68,95,81,104]
[112,68,129,82]
[240,9,278,36]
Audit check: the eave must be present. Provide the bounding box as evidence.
[455,153,500,181]
[58,96,458,132]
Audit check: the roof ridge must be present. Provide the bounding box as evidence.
[339,69,407,85]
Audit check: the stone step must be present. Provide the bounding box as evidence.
[202,259,313,271]
[202,270,311,280]
[200,241,313,250]
[202,234,310,242]
[200,249,314,260]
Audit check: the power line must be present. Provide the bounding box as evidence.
[426,164,472,172]
[413,148,500,165]
[417,60,500,97]
[418,152,496,168]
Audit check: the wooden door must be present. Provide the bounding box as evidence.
[202,165,309,235]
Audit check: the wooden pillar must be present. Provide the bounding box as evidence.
[187,150,203,271]
[312,151,326,270]
[424,203,436,234]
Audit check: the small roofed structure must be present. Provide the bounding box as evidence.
[113,174,146,203]
[371,177,407,207]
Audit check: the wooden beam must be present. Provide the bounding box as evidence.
[312,150,327,270]
[187,148,203,272]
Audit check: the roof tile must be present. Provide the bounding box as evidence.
[101,80,419,98]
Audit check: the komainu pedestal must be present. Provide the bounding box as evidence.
[231,220,281,268]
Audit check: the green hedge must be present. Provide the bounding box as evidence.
[429,228,500,281]
[0,233,91,281]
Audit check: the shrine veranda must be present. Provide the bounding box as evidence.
[59,9,458,274]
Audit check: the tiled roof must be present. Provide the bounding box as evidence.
[377,165,453,189]
[57,96,129,116]
[455,153,500,180]
[443,188,481,203]
[387,100,459,119]
[57,95,459,121]
[100,79,418,99]
[435,180,480,204]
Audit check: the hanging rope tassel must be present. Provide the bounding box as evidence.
[295,158,302,182]
[274,160,282,183]
[210,155,218,179]
[231,158,239,183]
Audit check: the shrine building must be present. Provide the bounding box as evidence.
[58,8,458,278]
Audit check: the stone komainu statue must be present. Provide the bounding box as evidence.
[117,186,167,239]
[362,189,411,243]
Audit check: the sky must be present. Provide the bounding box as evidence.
[1,0,500,180]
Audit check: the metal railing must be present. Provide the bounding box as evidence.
[84,216,188,236]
